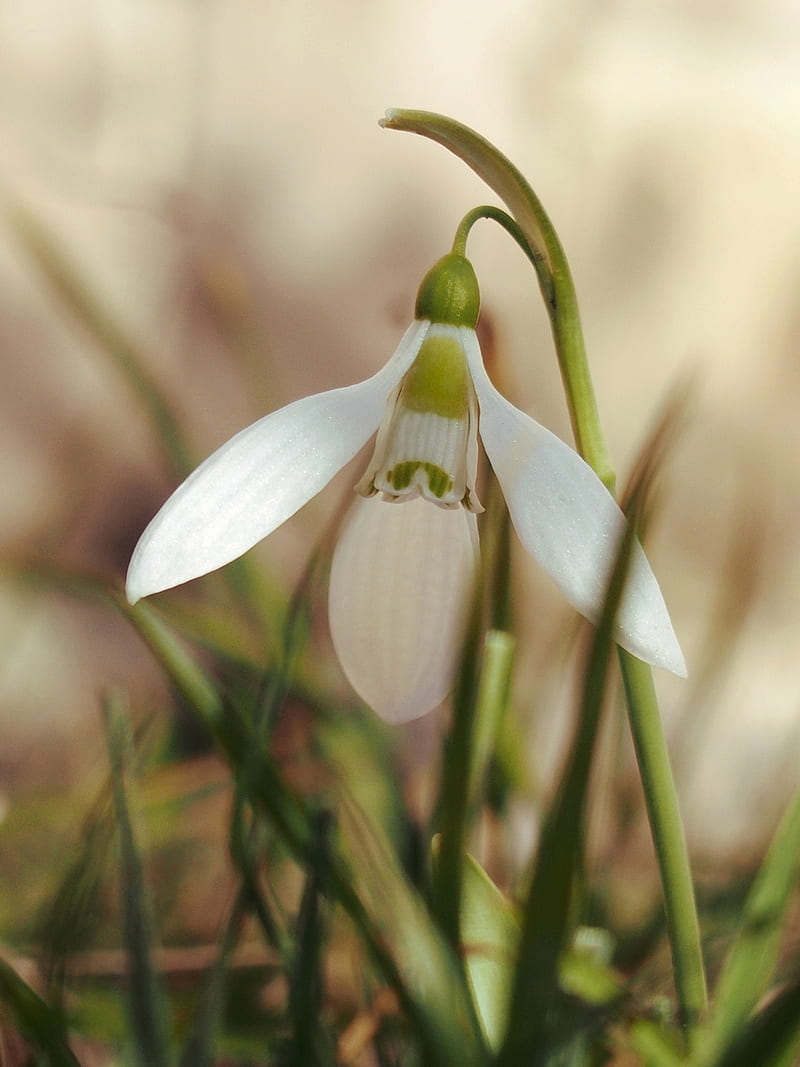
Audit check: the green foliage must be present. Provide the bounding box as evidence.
[0,958,81,1066]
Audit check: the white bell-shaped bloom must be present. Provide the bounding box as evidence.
[127,253,685,723]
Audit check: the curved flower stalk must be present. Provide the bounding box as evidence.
[127,250,685,723]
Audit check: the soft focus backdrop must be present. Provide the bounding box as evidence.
[1,0,800,866]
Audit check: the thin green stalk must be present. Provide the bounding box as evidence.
[451,205,547,291]
[619,652,707,1032]
[381,108,613,488]
[381,108,707,1034]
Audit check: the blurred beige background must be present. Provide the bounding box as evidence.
[1,0,800,861]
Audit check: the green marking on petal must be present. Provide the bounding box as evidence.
[426,464,452,498]
[388,461,415,491]
[387,461,454,499]
[400,333,470,419]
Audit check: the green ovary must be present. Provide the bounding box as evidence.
[388,461,453,499]
[399,334,469,419]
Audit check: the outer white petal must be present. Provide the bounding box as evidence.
[329,496,479,723]
[126,321,429,602]
[462,329,686,676]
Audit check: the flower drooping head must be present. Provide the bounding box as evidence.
[127,248,685,722]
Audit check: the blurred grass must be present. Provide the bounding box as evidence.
[7,204,194,479]
[3,480,797,1062]
[103,691,172,1067]
[2,179,800,1067]
[3,451,799,1065]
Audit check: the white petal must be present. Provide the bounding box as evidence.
[462,329,686,676]
[126,322,429,602]
[329,496,479,723]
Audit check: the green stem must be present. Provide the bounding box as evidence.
[382,109,613,489]
[619,652,708,1032]
[382,108,707,1034]
[451,206,545,286]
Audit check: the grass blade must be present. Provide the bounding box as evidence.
[338,794,489,1067]
[707,975,800,1067]
[177,890,248,1067]
[0,957,81,1067]
[458,852,519,1051]
[36,778,117,1025]
[496,441,656,1067]
[282,809,337,1067]
[103,690,172,1067]
[695,788,800,1063]
[627,1019,685,1067]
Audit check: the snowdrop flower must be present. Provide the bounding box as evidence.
[127,252,685,722]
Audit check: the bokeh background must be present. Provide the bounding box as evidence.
[1,0,800,893]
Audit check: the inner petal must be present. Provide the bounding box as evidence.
[377,408,466,504]
[356,325,482,512]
